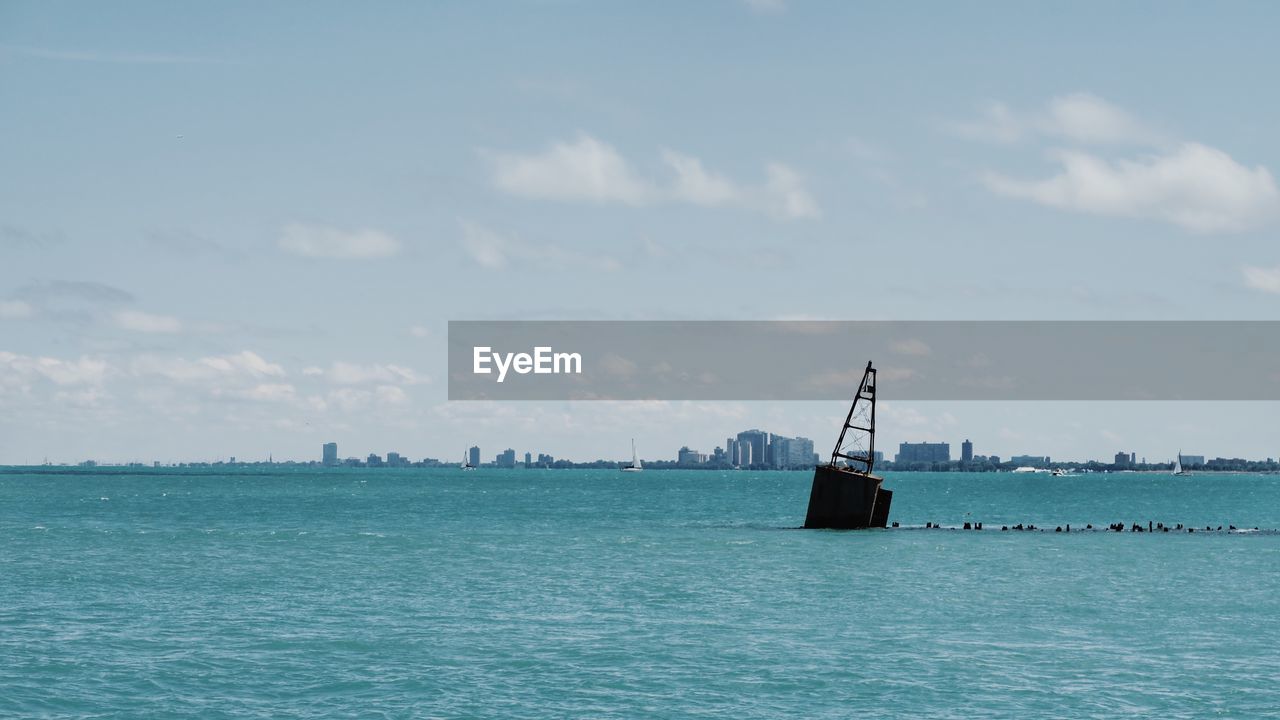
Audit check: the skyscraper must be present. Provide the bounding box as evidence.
[497,448,516,468]
[469,446,481,467]
[736,430,769,468]
[322,442,338,466]
[961,439,973,462]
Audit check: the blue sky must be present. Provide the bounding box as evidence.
[3,1,1280,464]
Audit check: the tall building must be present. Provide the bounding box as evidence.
[322,442,338,466]
[367,453,383,467]
[524,451,532,469]
[895,442,950,463]
[387,452,405,467]
[677,446,703,466]
[769,435,816,469]
[727,438,747,466]
[961,439,973,462]
[736,430,769,468]
[1179,454,1204,466]
[469,446,481,467]
[496,448,516,468]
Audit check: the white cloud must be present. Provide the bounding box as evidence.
[0,300,33,318]
[487,134,819,219]
[460,222,510,269]
[133,351,284,382]
[984,143,1280,233]
[951,101,1025,144]
[279,223,400,259]
[324,387,372,412]
[763,163,821,219]
[1242,265,1280,294]
[114,309,182,333]
[952,93,1160,146]
[210,383,297,402]
[375,385,408,405]
[1041,93,1156,145]
[321,361,424,385]
[0,351,108,386]
[489,135,651,205]
[662,150,740,206]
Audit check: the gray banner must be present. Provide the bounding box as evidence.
[448,321,1280,401]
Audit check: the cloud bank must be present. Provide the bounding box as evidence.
[488,134,820,219]
[964,94,1279,233]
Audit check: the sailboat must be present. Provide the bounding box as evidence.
[621,439,643,472]
[1172,452,1186,476]
[461,449,476,471]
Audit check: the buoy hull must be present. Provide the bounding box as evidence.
[803,465,891,529]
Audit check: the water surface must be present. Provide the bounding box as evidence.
[2,468,1277,718]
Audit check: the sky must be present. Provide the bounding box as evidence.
[3,0,1280,465]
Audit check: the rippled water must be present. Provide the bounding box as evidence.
[2,468,1278,718]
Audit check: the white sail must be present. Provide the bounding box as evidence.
[1172,453,1184,475]
[622,438,643,471]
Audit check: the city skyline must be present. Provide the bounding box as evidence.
[4,2,1280,463]
[21,430,1273,471]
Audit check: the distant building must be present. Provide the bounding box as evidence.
[387,452,409,468]
[726,438,740,466]
[896,442,950,463]
[1010,455,1049,466]
[536,453,554,467]
[769,435,815,469]
[469,446,481,467]
[1113,451,1136,467]
[496,448,516,468]
[524,451,532,469]
[367,453,383,467]
[323,442,338,466]
[961,439,973,462]
[677,446,703,466]
[1179,454,1204,466]
[988,455,1001,465]
[736,430,769,467]
[873,450,884,465]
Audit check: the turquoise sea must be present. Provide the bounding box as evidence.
[2,468,1279,718]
